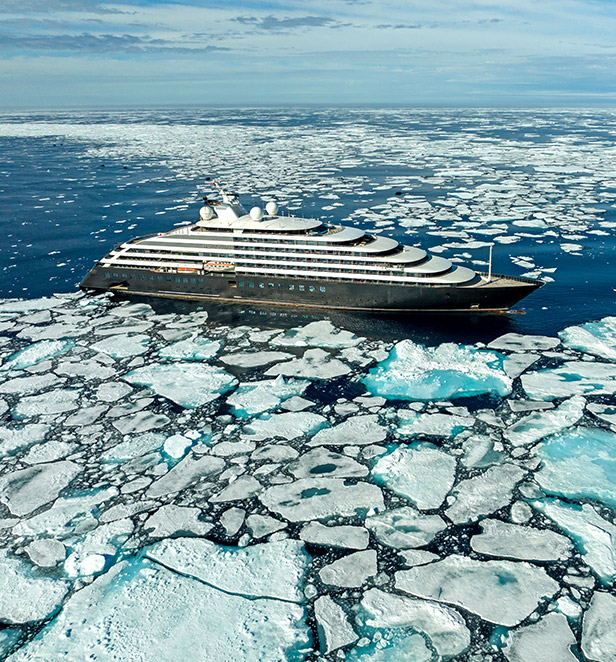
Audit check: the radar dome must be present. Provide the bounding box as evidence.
[250,206,264,221]
[199,205,213,220]
[266,201,278,216]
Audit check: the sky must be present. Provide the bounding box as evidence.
[0,0,615,108]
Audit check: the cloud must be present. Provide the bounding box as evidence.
[0,33,231,54]
[0,0,122,14]
[232,15,335,31]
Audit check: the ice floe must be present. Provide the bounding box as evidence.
[358,588,471,658]
[0,550,68,624]
[1,339,74,371]
[91,333,150,358]
[534,426,616,508]
[145,537,309,602]
[9,554,310,662]
[521,361,616,400]
[503,612,577,662]
[227,377,309,417]
[0,460,81,516]
[581,592,616,662]
[319,549,377,587]
[265,348,351,380]
[364,340,512,400]
[260,478,384,522]
[532,499,616,583]
[243,411,328,441]
[299,521,369,549]
[397,410,474,438]
[157,334,221,361]
[365,507,446,549]
[270,321,361,349]
[314,595,358,654]
[372,444,456,509]
[470,518,573,561]
[446,463,526,524]
[309,413,387,447]
[559,316,616,361]
[124,362,237,408]
[504,395,585,447]
[396,554,559,626]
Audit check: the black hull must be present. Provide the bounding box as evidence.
[79,266,541,313]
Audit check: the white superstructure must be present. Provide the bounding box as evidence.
[99,183,477,287]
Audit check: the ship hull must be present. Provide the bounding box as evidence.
[79,266,541,312]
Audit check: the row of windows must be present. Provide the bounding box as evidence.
[113,253,410,273]
[239,281,325,292]
[103,272,326,292]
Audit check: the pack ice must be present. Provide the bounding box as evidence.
[0,286,615,660]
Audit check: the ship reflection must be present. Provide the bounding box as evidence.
[116,293,524,345]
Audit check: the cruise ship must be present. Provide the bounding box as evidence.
[80,183,542,312]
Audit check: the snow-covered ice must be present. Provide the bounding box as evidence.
[227,377,309,417]
[372,444,456,509]
[470,518,573,561]
[581,592,616,662]
[532,499,616,583]
[559,316,616,361]
[124,362,237,408]
[364,340,511,400]
[0,550,68,624]
[503,612,577,662]
[358,588,471,658]
[446,463,526,524]
[260,478,384,522]
[365,507,446,548]
[534,426,616,508]
[395,554,559,626]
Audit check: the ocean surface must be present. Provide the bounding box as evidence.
[0,108,615,661]
[0,107,615,340]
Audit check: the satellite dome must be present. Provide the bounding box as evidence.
[250,206,264,221]
[199,205,213,220]
[266,201,278,216]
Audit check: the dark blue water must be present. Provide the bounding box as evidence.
[0,107,614,341]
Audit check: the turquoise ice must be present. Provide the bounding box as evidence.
[363,340,511,401]
[534,426,616,509]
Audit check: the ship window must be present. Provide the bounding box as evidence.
[175,277,181,283]
[268,283,274,289]
[166,276,172,282]
[289,285,294,291]
[299,285,305,291]
[113,272,119,277]
[228,280,237,288]
[190,278,196,284]
[249,282,254,288]
[198,278,204,283]
[259,283,265,288]
[183,278,189,283]
[104,272,110,278]
[139,275,145,280]
[149,275,154,280]
[309,286,315,292]
[320,286,326,292]
[239,281,244,287]
[157,276,163,281]
[129,274,134,279]
[278,284,284,289]
[122,273,128,278]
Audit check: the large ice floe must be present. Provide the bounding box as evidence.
[363,340,512,400]
[2,294,616,660]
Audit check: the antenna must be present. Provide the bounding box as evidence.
[487,243,493,282]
